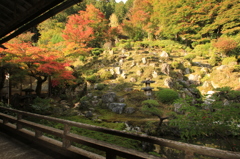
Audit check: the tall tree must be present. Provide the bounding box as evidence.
[63,4,109,48]
[123,0,153,40]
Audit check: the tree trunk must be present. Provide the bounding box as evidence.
[0,67,5,91]
[35,76,47,96]
[158,117,169,129]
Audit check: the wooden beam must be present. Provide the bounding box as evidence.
[0,4,15,14]
[0,0,83,44]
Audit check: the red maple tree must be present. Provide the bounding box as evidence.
[0,42,75,96]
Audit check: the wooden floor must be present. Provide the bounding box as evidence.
[0,131,62,159]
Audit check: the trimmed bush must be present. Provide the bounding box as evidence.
[222,56,237,65]
[156,88,179,104]
[91,48,104,56]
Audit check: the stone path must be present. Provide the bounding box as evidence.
[0,132,56,159]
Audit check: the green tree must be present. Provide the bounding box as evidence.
[114,2,126,23]
[141,99,168,129]
[170,89,240,151]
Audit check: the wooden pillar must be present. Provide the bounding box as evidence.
[106,151,116,159]
[35,130,43,137]
[185,150,194,159]
[63,124,71,148]
[17,114,23,130]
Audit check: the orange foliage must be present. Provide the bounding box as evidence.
[1,42,75,86]
[213,37,238,55]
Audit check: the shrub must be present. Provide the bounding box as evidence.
[91,48,104,56]
[156,88,179,104]
[193,43,211,57]
[213,37,238,56]
[171,61,181,69]
[95,83,105,90]
[84,69,97,76]
[79,55,85,62]
[222,56,237,65]
[233,65,240,72]
[208,55,221,66]
[99,71,113,80]
[86,74,98,84]
[183,54,196,62]
[31,97,51,114]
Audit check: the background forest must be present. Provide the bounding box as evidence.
[0,0,239,157]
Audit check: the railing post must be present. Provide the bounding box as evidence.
[35,130,43,137]
[185,150,194,159]
[3,118,8,124]
[17,114,23,130]
[63,124,71,148]
[106,151,117,159]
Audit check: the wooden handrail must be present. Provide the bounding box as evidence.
[0,106,239,159]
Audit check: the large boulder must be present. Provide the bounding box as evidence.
[161,63,170,75]
[125,107,136,114]
[102,92,117,103]
[188,74,201,85]
[108,103,126,114]
[164,77,174,88]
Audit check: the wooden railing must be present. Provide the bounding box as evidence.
[0,106,239,159]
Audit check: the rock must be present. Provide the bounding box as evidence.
[85,111,93,118]
[115,67,122,75]
[223,99,230,106]
[185,68,191,74]
[152,71,158,78]
[124,88,133,92]
[175,69,184,80]
[202,81,212,88]
[119,59,123,66]
[161,63,170,75]
[142,58,147,64]
[129,77,137,83]
[87,93,92,97]
[200,67,209,74]
[173,103,184,114]
[204,91,216,107]
[109,49,114,55]
[103,42,112,50]
[164,77,174,88]
[121,71,127,79]
[193,62,201,66]
[136,69,143,76]
[110,69,115,75]
[108,103,126,114]
[122,49,126,54]
[118,98,125,103]
[188,74,201,85]
[149,63,155,67]
[160,51,169,58]
[130,61,136,68]
[102,92,117,103]
[211,81,220,89]
[216,65,228,71]
[125,107,136,114]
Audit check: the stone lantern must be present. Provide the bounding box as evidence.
[141,79,155,99]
